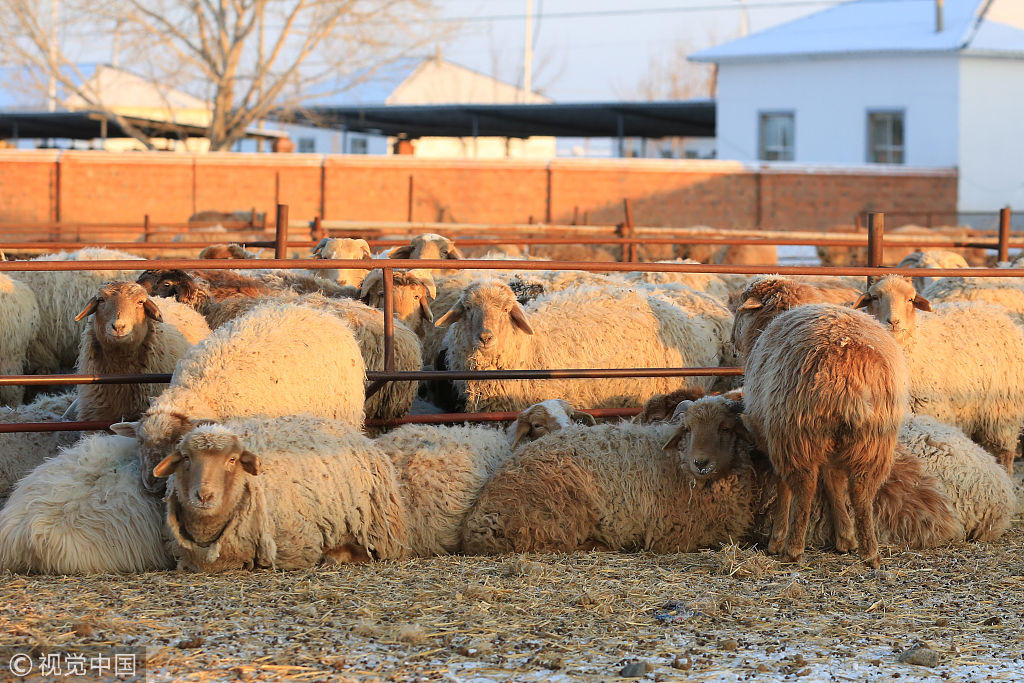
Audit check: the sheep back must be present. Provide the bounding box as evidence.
[0,392,78,502]
[0,273,40,406]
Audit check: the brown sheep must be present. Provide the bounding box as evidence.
[507,399,597,449]
[635,385,707,424]
[359,269,437,337]
[742,304,909,567]
[197,243,259,259]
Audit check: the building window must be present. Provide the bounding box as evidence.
[868,111,904,164]
[759,112,794,161]
[349,137,368,154]
[298,137,316,153]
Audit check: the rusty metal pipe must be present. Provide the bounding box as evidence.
[275,204,289,259]
[999,207,1012,263]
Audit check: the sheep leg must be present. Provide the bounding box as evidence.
[768,478,792,555]
[848,477,882,569]
[821,467,857,553]
[782,467,818,565]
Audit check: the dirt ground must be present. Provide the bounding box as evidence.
[1,507,1022,683]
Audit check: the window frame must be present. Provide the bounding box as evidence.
[866,109,906,164]
[758,111,795,161]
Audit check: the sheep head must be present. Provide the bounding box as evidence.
[389,233,463,262]
[662,395,750,481]
[360,269,436,335]
[312,237,371,261]
[853,274,931,344]
[112,409,217,495]
[74,281,163,348]
[636,385,707,424]
[198,243,257,259]
[730,276,825,360]
[154,424,258,512]
[435,280,534,349]
[508,399,597,449]
[137,269,208,309]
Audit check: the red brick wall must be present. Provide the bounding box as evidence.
[0,151,958,230]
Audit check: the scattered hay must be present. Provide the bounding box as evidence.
[395,624,427,645]
[713,543,778,578]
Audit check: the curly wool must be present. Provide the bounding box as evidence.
[0,392,78,502]
[0,273,40,406]
[922,276,1024,329]
[0,433,173,574]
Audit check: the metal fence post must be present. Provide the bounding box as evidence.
[867,211,884,286]
[998,207,1011,263]
[623,198,637,262]
[275,204,288,259]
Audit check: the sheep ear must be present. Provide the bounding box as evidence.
[312,238,328,257]
[510,419,532,449]
[74,297,99,321]
[510,304,534,334]
[446,246,464,260]
[419,296,434,323]
[736,297,761,312]
[852,294,871,309]
[143,298,164,322]
[239,450,261,476]
[358,241,372,259]
[570,410,597,426]
[662,427,685,452]
[434,302,464,327]
[913,295,932,312]
[153,452,182,478]
[671,400,696,420]
[359,271,381,302]
[390,245,415,259]
[109,421,138,438]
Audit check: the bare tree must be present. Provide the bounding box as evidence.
[620,34,722,102]
[0,0,448,150]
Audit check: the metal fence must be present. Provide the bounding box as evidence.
[0,206,1021,435]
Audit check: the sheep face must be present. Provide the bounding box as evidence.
[360,270,436,335]
[435,280,534,352]
[137,269,203,306]
[389,233,463,261]
[74,282,163,347]
[155,426,259,524]
[508,399,597,448]
[313,237,371,261]
[853,275,931,344]
[662,396,749,481]
[112,410,210,494]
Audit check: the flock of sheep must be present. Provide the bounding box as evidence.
[0,231,1019,575]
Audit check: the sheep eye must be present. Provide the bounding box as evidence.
[161,281,172,287]
[96,297,104,303]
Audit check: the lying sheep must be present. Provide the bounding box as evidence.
[74,282,211,422]
[111,301,366,494]
[743,304,909,567]
[461,420,757,554]
[0,433,173,574]
[359,268,437,337]
[157,418,407,571]
[12,248,145,374]
[0,272,40,406]
[635,385,706,424]
[817,225,990,268]
[897,250,969,293]
[620,259,732,303]
[436,280,723,412]
[375,424,511,556]
[675,230,778,267]
[921,274,1024,329]
[311,237,372,288]
[855,274,1024,474]
[198,243,259,259]
[0,392,78,502]
[507,399,597,449]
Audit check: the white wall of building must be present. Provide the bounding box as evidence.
[958,55,1024,221]
[715,55,960,166]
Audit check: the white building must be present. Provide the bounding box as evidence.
[690,0,1024,226]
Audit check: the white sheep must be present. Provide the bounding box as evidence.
[0,433,173,574]
[111,300,366,494]
[855,275,1024,474]
[435,280,723,413]
[620,259,733,302]
[387,233,464,273]
[506,399,596,449]
[921,274,1024,329]
[897,250,970,293]
[74,282,211,422]
[0,392,78,502]
[310,237,373,288]
[156,417,407,571]
[0,272,40,406]
[10,248,146,373]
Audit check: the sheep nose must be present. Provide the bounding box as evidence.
[197,490,215,504]
[478,331,494,344]
[110,321,129,336]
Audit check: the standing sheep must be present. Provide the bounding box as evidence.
[73,282,210,422]
[436,280,723,412]
[921,274,1024,329]
[0,272,40,406]
[156,418,407,571]
[743,304,909,567]
[111,301,366,494]
[0,433,173,574]
[854,274,1024,473]
[198,243,260,259]
[311,237,372,288]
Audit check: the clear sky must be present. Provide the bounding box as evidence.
[437,0,841,100]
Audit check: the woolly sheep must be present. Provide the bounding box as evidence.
[461,420,756,554]
[0,272,40,406]
[0,433,173,574]
[675,234,778,267]
[11,248,145,374]
[73,282,211,423]
[816,225,990,268]
[111,301,366,494]
[506,399,597,449]
[156,418,407,571]
[359,268,437,337]
[311,237,372,288]
[620,259,732,303]
[921,275,1024,329]
[855,274,1024,474]
[0,392,77,503]
[743,304,910,567]
[198,243,259,259]
[375,423,511,556]
[388,233,464,271]
[436,280,723,412]
[635,385,706,424]
[897,250,969,293]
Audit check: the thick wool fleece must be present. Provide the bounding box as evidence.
[0,273,40,406]
[0,392,78,501]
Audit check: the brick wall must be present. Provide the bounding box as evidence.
[0,151,958,230]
